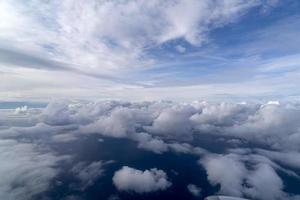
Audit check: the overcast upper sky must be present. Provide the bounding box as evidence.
[0,0,299,102]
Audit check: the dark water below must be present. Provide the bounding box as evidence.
[43,135,219,200]
[35,134,300,200]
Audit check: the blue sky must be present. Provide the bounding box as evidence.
[0,0,299,102]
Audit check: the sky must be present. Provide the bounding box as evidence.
[2,2,300,199]
[0,0,300,102]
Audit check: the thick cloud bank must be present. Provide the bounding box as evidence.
[0,100,300,199]
[112,166,171,193]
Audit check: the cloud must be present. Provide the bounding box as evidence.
[255,149,300,170]
[131,132,168,154]
[199,151,299,200]
[51,133,77,143]
[71,161,104,190]
[112,166,171,193]
[187,184,202,197]
[14,105,28,114]
[1,100,300,199]
[244,163,285,200]
[0,139,67,200]
[145,104,196,139]
[200,154,247,197]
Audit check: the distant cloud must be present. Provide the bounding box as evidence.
[112,166,171,193]
[14,105,28,114]
[187,184,202,197]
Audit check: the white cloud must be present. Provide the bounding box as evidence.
[112,166,171,193]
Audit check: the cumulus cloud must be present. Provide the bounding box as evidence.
[112,166,171,193]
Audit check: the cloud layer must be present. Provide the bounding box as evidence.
[0,100,300,199]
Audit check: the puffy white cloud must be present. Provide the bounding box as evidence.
[112,166,171,193]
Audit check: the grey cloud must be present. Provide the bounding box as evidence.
[145,104,196,139]
[131,132,168,154]
[52,133,77,143]
[255,149,300,170]
[71,161,104,190]
[187,184,202,197]
[200,153,247,197]
[0,139,67,200]
[0,47,136,85]
[244,163,285,200]
[0,47,71,71]
[200,151,299,200]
